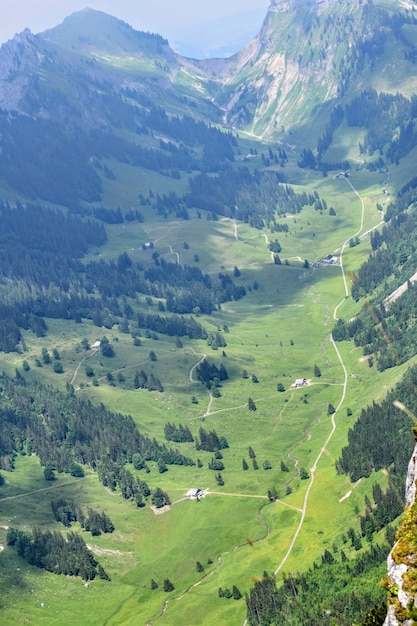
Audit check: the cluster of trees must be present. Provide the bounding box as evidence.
[195,427,229,453]
[136,312,206,339]
[97,461,152,505]
[0,373,195,488]
[218,586,242,600]
[184,168,317,227]
[350,212,417,299]
[51,498,114,536]
[143,260,246,315]
[196,359,228,388]
[164,423,194,443]
[359,483,403,542]
[336,365,417,484]
[333,211,417,370]
[245,542,389,625]
[6,527,109,581]
[133,370,164,392]
[151,487,171,508]
[346,89,417,160]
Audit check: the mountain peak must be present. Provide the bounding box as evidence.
[41,8,169,57]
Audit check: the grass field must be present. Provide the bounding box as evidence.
[0,164,407,625]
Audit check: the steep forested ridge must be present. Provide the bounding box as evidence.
[333,209,417,370]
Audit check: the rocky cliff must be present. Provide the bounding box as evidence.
[384,443,417,625]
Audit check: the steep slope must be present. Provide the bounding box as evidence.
[384,441,417,625]
[199,0,417,140]
[0,8,217,124]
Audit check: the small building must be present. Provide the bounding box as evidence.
[185,488,202,499]
[291,378,307,388]
[91,341,101,349]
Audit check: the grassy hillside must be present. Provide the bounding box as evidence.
[0,160,411,624]
[2,2,417,624]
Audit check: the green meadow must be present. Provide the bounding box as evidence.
[0,166,405,625]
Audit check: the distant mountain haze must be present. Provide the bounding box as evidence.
[0,0,270,58]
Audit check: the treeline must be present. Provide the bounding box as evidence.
[0,225,245,350]
[333,211,417,370]
[140,106,236,171]
[359,483,403,542]
[184,168,316,228]
[6,527,109,581]
[84,256,245,314]
[0,90,237,205]
[346,88,417,162]
[351,211,417,298]
[0,112,102,207]
[335,281,417,371]
[163,423,229,453]
[136,312,206,339]
[0,201,106,288]
[0,373,195,482]
[245,543,389,625]
[51,498,114,536]
[336,365,416,483]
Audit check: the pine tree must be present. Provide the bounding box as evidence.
[248,398,256,411]
[163,578,174,592]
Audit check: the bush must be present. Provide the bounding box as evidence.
[53,361,64,374]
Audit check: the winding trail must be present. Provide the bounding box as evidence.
[146,502,273,626]
[157,243,180,264]
[70,348,99,386]
[127,176,384,623]
[145,175,373,623]
[273,175,364,576]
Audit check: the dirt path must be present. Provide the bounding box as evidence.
[145,500,272,625]
[273,176,364,576]
[188,348,207,383]
[70,348,99,386]
[0,475,91,503]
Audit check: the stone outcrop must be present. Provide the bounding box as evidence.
[384,443,417,626]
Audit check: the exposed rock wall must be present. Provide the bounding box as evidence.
[383,443,417,626]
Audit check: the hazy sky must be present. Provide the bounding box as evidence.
[0,1,270,58]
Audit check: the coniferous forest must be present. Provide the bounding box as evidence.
[4,2,417,624]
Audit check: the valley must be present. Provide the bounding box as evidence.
[0,162,399,624]
[2,1,417,624]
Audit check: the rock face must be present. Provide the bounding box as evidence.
[383,443,417,626]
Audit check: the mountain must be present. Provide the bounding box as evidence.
[2,1,417,136]
[201,0,417,138]
[2,3,417,625]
